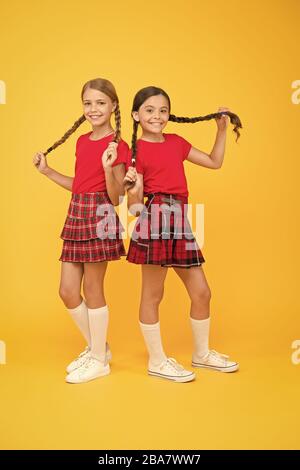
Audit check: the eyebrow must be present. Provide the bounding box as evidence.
[83,99,106,102]
[144,105,168,109]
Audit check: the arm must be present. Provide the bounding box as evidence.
[186,106,230,170]
[124,167,144,216]
[102,142,127,206]
[44,167,74,191]
[104,163,126,206]
[33,151,74,191]
[187,129,226,170]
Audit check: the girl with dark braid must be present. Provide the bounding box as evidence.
[124,86,242,382]
[33,78,128,384]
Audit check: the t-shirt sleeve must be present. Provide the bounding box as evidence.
[112,139,129,167]
[174,134,192,160]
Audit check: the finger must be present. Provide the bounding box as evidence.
[124,175,133,182]
[218,107,229,116]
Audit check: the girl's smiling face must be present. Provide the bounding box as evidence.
[132,94,170,135]
[82,87,116,127]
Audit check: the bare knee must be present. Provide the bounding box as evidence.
[83,280,105,306]
[142,287,164,308]
[59,284,81,308]
[191,284,211,305]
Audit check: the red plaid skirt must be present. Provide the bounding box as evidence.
[127,193,205,268]
[59,192,126,263]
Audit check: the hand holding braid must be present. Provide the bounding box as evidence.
[169,109,242,142]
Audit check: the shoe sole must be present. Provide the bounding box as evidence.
[148,371,196,383]
[66,349,112,374]
[65,365,111,384]
[192,362,239,373]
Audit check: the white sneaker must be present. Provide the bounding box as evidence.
[192,349,239,372]
[148,357,195,383]
[66,343,112,374]
[65,356,110,383]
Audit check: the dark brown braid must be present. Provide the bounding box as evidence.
[130,120,139,167]
[44,77,122,155]
[44,115,86,155]
[130,86,242,164]
[169,111,242,142]
[113,102,121,143]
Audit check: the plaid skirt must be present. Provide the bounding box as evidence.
[127,193,205,268]
[59,192,126,263]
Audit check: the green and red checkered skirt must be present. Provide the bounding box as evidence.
[59,192,126,263]
[126,193,205,268]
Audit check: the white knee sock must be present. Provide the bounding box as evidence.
[67,299,91,348]
[190,317,210,360]
[139,321,167,367]
[88,305,109,363]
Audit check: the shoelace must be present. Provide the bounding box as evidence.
[77,347,90,359]
[160,358,185,373]
[77,344,109,361]
[81,357,99,370]
[210,350,229,359]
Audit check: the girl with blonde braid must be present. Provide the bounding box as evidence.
[33,78,128,383]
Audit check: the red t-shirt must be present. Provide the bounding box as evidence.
[127,133,192,196]
[72,131,128,194]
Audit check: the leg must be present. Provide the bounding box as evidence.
[174,265,238,372]
[174,265,210,359]
[59,261,83,309]
[83,261,108,309]
[139,265,195,382]
[66,261,111,383]
[173,265,211,320]
[83,262,109,363]
[59,261,91,350]
[139,264,168,324]
[139,265,168,366]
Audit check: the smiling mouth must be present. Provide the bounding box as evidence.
[89,115,102,119]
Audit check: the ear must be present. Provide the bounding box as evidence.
[112,101,117,113]
[132,111,139,122]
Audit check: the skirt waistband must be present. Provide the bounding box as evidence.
[145,193,188,205]
[71,191,110,202]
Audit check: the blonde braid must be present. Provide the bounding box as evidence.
[44,114,86,155]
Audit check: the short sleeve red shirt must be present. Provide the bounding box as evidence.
[72,131,129,194]
[126,133,192,196]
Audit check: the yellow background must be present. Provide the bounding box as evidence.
[0,0,299,450]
